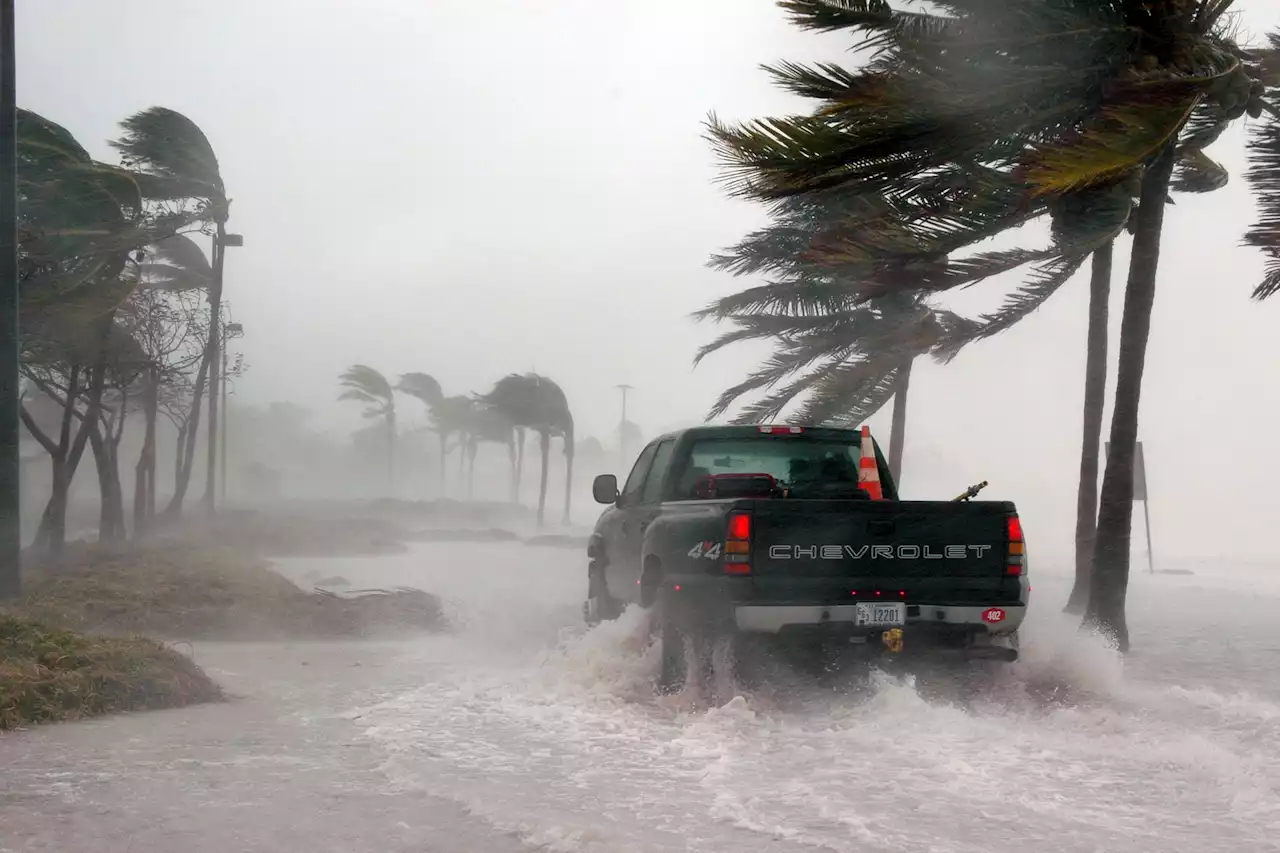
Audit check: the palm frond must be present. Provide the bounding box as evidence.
[1018,90,1201,197]
[933,254,1089,362]
[338,364,394,409]
[788,358,902,428]
[397,372,444,407]
[111,107,226,208]
[1244,105,1280,299]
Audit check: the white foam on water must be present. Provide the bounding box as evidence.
[309,543,1280,853]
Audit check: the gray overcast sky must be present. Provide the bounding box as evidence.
[17,1,1280,558]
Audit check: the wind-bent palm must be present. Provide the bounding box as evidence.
[112,106,230,510]
[396,372,448,493]
[429,395,476,494]
[481,373,575,527]
[339,365,397,494]
[705,0,1271,650]
[462,402,517,499]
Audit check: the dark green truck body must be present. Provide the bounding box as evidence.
[586,425,1027,677]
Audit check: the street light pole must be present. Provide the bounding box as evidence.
[203,231,241,512]
[615,384,632,469]
[220,321,242,505]
[0,0,20,597]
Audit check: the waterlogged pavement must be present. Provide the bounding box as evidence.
[0,640,529,853]
[3,542,1280,853]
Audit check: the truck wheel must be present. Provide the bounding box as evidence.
[583,563,621,627]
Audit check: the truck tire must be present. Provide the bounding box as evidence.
[583,561,621,626]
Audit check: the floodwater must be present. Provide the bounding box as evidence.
[3,542,1279,853]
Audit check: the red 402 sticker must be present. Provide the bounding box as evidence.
[687,541,723,560]
[982,607,1007,623]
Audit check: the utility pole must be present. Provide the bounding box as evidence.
[0,0,19,597]
[615,383,632,468]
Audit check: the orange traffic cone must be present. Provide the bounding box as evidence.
[859,426,884,500]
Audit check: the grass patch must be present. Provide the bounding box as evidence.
[12,542,445,641]
[0,615,223,730]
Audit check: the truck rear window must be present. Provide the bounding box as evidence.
[672,436,877,500]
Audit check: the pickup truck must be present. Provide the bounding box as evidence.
[586,424,1027,692]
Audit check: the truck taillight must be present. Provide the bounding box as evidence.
[1006,513,1025,577]
[724,511,751,575]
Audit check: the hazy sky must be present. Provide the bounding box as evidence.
[18,1,1280,559]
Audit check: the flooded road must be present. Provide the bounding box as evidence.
[4,542,1279,852]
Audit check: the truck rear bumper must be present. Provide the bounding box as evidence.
[733,603,1025,635]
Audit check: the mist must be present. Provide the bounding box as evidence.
[7,2,1280,852]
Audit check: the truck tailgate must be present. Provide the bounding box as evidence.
[748,499,1016,602]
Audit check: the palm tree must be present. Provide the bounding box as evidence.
[396,372,444,494]
[481,373,574,527]
[111,107,230,513]
[462,402,517,499]
[707,0,1268,650]
[1244,33,1280,301]
[429,395,476,496]
[338,365,397,495]
[700,175,1128,494]
[697,287,948,457]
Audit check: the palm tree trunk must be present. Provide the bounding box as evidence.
[439,431,448,497]
[467,441,477,500]
[202,225,226,512]
[1085,145,1177,652]
[562,443,574,527]
[1064,242,1114,615]
[513,428,526,504]
[386,410,396,497]
[536,430,550,527]
[887,356,913,486]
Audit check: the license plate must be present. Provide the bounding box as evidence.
[855,602,905,627]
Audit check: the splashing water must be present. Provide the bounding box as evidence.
[272,544,1280,853]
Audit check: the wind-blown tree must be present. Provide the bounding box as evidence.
[707,0,1269,650]
[463,402,517,499]
[17,109,192,558]
[338,365,397,495]
[698,274,952,485]
[481,373,574,527]
[396,372,445,493]
[429,395,477,495]
[138,234,214,519]
[700,171,1128,497]
[111,107,230,512]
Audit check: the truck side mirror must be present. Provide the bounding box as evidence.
[592,474,619,504]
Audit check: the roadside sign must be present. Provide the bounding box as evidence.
[1105,440,1154,573]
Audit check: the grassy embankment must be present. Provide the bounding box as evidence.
[1,509,448,729]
